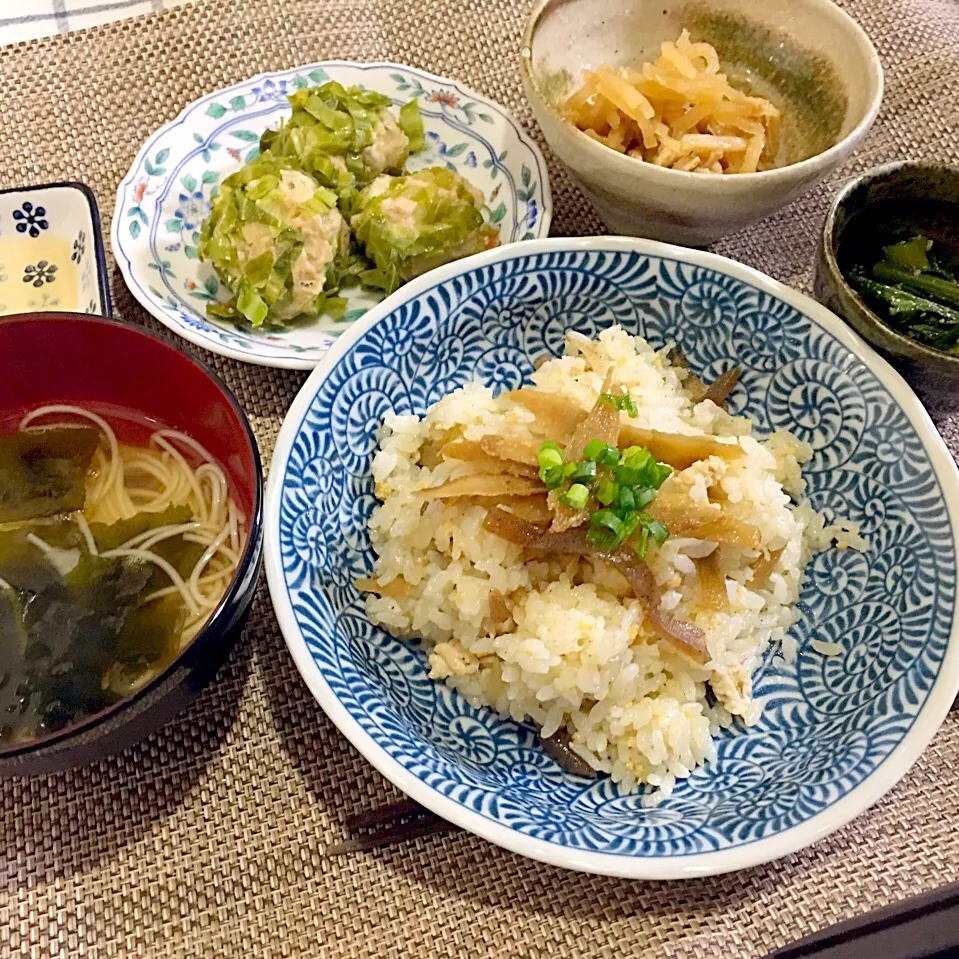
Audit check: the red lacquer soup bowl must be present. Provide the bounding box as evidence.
[0,313,263,774]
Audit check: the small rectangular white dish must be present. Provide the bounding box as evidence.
[0,182,111,317]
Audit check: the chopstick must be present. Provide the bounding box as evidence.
[326,799,459,855]
[332,685,959,856]
[765,882,959,959]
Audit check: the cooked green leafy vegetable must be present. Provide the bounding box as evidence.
[872,260,959,306]
[0,426,99,523]
[197,153,354,327]
[850,233,959,355]
[351,167,498,294]
[882,235,932,272]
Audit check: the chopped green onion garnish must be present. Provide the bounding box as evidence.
[641,465,664,488]
[620,512,641,539]
[569,460,597,485]
[541,465,566,489]
[538,456,563,475]
[586,526,619,550]
[633,487,657,509]
[617,454,671,490]
[598,446,620,468]
[635,526,651,559]
[652,463,672,488]
[596,478,617,505]
[583,439,608,462]
[561,483,590,510]
[601,392,639,417]
[537,435,672,554]
[647,519,669,546]
[589,510,626,546]
[537,443,563,471]
[615,465,642,486]
[620,446,653,470]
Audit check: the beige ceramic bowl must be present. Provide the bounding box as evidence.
[521,0,884,246]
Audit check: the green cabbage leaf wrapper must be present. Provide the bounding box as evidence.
[197,153,358,327]
[196,84,498,327]
[351,167,498,294]
[260,82,422,192]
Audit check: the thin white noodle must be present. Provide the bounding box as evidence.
[188,523,233,604]
[123,456,174,484]
[144,568,233,604]
[228,500,240,555]
[196,465,226,524]
[25,533,79,576]
[74,512,98,557]
[154,429,217,465]
[14,404,246,652]
[99,547,200,617]
[181,535,241,567]
[151,435,207,515]
[118,522,205,552]
[139,526,214,554]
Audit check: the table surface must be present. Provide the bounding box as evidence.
[1,0,959,957]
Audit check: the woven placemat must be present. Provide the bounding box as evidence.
[1,1,958,956]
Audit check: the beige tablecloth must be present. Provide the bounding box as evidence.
[1,1,958,956]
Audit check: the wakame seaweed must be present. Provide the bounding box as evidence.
[90,503,192,552]
[0,552,151,741]
[0,426,99,522]
[0,505,203,744]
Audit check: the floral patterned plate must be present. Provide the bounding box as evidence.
[112,63,552,369]
[266,236,959,878]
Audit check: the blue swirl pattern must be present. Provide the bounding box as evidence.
[276,248,956,859]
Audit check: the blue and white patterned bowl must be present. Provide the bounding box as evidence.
[112,62,551,369]
[265,237,959,878]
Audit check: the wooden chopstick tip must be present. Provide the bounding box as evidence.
[326,798,459,857]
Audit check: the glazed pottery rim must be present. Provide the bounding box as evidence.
[112,60,553,371]
[0,311,264,759]
[0,181,114,317]
[265,235,959,879]
[519,0,884,185]
[821,159,959,371]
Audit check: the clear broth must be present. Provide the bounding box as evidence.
[0,405,242,747]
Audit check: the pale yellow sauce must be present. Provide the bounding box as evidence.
[0,236,79,314]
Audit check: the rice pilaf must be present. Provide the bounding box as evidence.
[361,326,864,798]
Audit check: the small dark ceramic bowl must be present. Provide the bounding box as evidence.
[0,313,263,775]
[815,160,959,401]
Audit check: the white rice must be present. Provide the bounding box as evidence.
[362,326,862,799]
